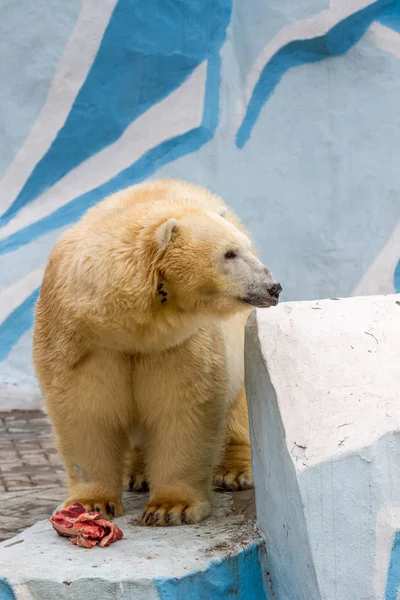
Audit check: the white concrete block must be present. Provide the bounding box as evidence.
[0,491,271,600]
[245,294,400,600]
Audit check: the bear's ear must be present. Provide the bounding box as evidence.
[217,206,228,218]
[156,218,179,250]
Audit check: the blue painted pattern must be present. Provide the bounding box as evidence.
[155,544,269,600]
[0,54,222,258]
[386,531,400,600]
[0,288,40,363]
[0,0,232,227]
[394,260,400,293]
[379,1,400,30]
[236,0,399,148]
[0,579,15,600]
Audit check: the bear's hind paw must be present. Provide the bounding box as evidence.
[214,470,254,491]
[129,474,149,493]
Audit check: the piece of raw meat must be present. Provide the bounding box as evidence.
[49,503,86,537]
[49,503,123,548]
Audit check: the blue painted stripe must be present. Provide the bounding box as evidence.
[0,0,232,227]
[386,531,400,600]
[0,46,222,259]
[0,288,40,362]
[0,578,15,600]
[236,0,398,148]
[154,544,269,600]
[379,1,400,31]
[394,260,400,293]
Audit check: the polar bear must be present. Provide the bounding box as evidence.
[33,179,281,526]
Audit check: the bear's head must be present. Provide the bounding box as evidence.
[154,209,281,318]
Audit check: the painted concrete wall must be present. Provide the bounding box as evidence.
[245,295,400,600]
[0,0,400,405]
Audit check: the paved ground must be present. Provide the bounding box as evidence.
[0,410,66,542]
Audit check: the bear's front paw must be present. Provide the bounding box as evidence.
[142,497,211,526]
[63,497,123,519]
[214,469,254,491]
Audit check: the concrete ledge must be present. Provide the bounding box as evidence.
[245,294,400,600]
[0,490,270,599]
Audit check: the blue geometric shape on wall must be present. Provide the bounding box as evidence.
[0,50,222,259]
[0,287,40,362]
[378,0,400,31]
[394,259,400,293]
[0,0,232,226]
[386,531,400,600]
[236,0,399,148]
[155,544,269,600]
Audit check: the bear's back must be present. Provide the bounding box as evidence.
[85,179,225,220]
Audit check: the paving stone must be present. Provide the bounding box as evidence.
[2,458,25,467]
[0,410,66,541]
[16,438,41,446]
[0,517,21,527]
[39,441,57,450]
[6,484,34,492]
[20,456,50,466]
[29,419,50,426]
[47,457,62,466]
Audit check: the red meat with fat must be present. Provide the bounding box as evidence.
[49,503,123,548]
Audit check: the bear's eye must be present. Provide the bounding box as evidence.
[224,250,237,260]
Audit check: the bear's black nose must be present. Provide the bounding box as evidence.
[268,283,282,298]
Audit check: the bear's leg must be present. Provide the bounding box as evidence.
[135,341,228,527]
[140,396,225,526]
[62,442,126,518]
[49,351,131,518]
[214,386,254,491]
[142,411,219,526]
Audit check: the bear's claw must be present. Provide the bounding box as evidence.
[214,470,254,491]
[141,500,210,526]
[63,498,123,519]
